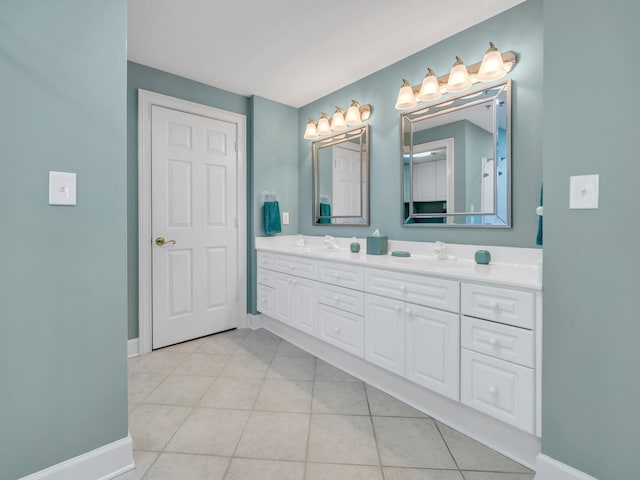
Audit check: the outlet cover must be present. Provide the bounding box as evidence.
[570,174,599,209]
[49,171,77,206]
[282,212,290,225]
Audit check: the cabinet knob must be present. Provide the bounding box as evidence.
[406,308,412,316]
[395,305,402,313]
[400,285,407,293]
[291,279,297,285]
[488,337,498,346]
[333,272,340,279]
[333,295,339,303]
[488,386,498,395]
[489,300,498,309]
[334,327,341,334]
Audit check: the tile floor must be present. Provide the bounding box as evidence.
[125,328,534,480]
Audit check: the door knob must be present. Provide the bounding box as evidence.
[155,236,176,246]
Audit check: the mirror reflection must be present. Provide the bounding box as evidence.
[401,80,511,227]
[312,125,369,225]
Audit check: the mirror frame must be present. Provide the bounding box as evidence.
[312,124,370,226]
[400,79,511,228]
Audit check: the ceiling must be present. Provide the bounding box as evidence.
[127,0,525,108]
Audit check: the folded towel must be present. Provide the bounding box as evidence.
[536,184,543,246]
[318,203,331,224]
[263,201,282,235]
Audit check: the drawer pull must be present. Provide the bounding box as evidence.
[489,300,498,309]
[488,385,498,395]
[334,327,341,334]
[332,295,339,303]
[291,279,297,285]
[333,272,340,279]
[261,297,266,303]
[394,305,402,313]
[400,285,408,293]
[488,337,499,346]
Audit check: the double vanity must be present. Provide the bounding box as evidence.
[255,235,542,468]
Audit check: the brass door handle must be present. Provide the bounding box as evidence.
[155,236,176,246]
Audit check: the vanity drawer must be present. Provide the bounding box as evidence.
[461,349,534,433]
[318,260,364,290]
[257,284,275,317]
[317,304,364,358]
[461,316,534,368]
[257,251,277,270]
[365,268,459,313]
[275,254,318,280]
[318,283,365,316]
[257,268,276,288]
[461,283,534,329]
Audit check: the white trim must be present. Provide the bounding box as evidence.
[19,434,133,480]
[260,315,540,469]
[138,89,247,354]
[535,454,598,480]
[247,313,264,330]
[127,338,139,358]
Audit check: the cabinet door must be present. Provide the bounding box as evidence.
[257,284,275,317]
[435,159,447,201]
[274,274,293,325]
[413,162,436,201]
[364,294,405,376]
[291,277,317,336]
[406,303,460,400]
[317,303,364,357]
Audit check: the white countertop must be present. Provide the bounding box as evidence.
[255,235,542,290]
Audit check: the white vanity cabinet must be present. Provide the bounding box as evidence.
[364,294,406,375]
[460,283,536,433]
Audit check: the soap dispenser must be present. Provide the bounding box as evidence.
[350,237,360,253]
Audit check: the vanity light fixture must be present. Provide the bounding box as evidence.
[395,42,516,110]
[304,100,372,139]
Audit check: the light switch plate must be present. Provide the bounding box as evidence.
[282,212,290,225]
[570,174,599,209]
[49,171,77,205]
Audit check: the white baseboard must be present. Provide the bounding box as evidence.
[19,434,134,480]
[127,338,139,358]
[247,313,264,330]
[535,454,598,480]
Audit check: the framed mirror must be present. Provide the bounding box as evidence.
[312,124,369,225]
[401,79,511,227]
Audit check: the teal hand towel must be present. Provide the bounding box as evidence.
[263,201,282,235]
[318,203,331,224]
[536,184,543,246]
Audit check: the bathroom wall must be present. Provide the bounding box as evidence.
[127,62,250,338]
[542,1,640,478]
[0,1,128,478]
[249,96,299,313]
[298,0,542,246]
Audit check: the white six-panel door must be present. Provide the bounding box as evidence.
[151,105,239,348]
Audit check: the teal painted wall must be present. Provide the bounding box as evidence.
[298,0,542,246]
[542,1,640,478]
[0,1,128,478]
[127,62,250,338]
[249,96,299,313]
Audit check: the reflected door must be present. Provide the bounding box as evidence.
[151,105,239,349]
[332,143,362,223]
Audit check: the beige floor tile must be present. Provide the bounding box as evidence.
[224,458,305,480]
[254,380,313,413]
[129,404,191,451]
[173,353,229,376]
[126,450,159,480]
[437,423,532,473]
[197,336,243,355]
[244,328,281,343]
[305,463,384,480]
[373,417,456,469]
[384,467,465,480]
[129,351,190,374]
[217,328,251,338]
[314,359,361,382]
[461,473,534,480]
[312,381,369,415]
[267,356,316,381]
[143,374,214,406]
[276,341,314,358]
[236,338,280,359]
[128,356,142,370]
[128,372,166,404]
[235,411,309,461]
[366,385,427,417]
[165,408,249,456]
[143,452,229,480]
[307,414,379,465]
[220,354,271,378]
[199,376,263,410]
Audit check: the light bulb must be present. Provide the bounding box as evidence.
[345,100,362,125]
[330,107,346,130]
[317,113,331,136]
[417,68,442,101]
[303,119,318,139]
[477,42,507,82]
[446,57,472,93]
[395,79,417,110]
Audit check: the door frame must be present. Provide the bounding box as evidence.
[138,89,247,354]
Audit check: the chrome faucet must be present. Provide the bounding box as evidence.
[324,235,340,249]
[433,241,456,260]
